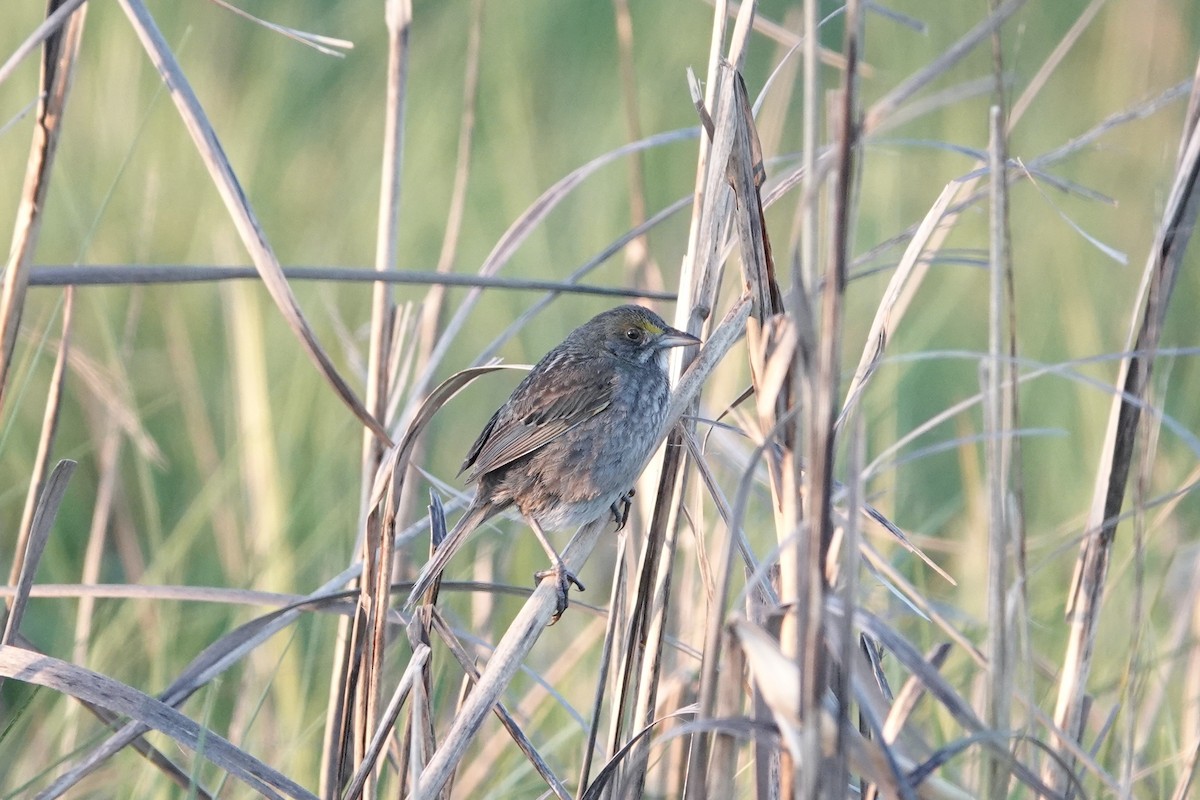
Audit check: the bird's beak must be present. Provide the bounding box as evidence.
[657,326,702,349]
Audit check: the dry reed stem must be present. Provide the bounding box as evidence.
[1049,54,1200,793]
[329,361,506,791]
[616,19,746,790]
[3,3,1196,798]
[10,289,72,612]
[651,49,765,800]
[0,1,85,407]
[695,55,786,798]
[612,0,662,290]
[341,643,430,800]
[362,0,411,458]
[26,264,679,299]
[341,4,413,784]
[674,0,728,334]
[832,411,867,794]
[116,0,389,443]
[360,469,401,790]
[204,0,353,56]
[787,0,861,793]
[1,0,86,586]
[983,96,1017,800]
[577,533,629,792]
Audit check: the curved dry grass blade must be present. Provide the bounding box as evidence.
[883,643,952,743]
[115,0,389,444]
[863,0,1026,134]
[9,632,214,798]
[0,646,316,800]
[1008,0,1106,127]
[205,0,354,56]
[850,606,1077,799]
[1050,57,1200,792]
[0,0,87,412]
[731,617,974,800]
[479,133,696,280]
[43,566,364,799]
[839,181,958,426]
[389,365,515,487]
[475,194,693,367]
[416,126,698,396]
[580,705,700,800]
[2,459,75,646]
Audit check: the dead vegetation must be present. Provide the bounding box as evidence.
[2,1,1199,798]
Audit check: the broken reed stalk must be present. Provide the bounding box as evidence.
[1048,59,1200,793]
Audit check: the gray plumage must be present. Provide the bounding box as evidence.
[404,305,699,618]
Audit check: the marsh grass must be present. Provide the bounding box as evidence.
[2,1,1200,798]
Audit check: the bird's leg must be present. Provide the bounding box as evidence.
[609,488,635,531]
[527,518,585,622]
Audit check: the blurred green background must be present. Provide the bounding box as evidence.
[2,0,1199,793]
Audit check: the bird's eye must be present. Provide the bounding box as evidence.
[624,327,642,342]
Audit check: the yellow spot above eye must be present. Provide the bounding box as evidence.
[639,321,664,335]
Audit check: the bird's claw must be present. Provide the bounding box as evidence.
[534,562,585,623]
[610,488,635,531]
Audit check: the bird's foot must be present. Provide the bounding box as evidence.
[534,562,585,623]
[610,488,636,531]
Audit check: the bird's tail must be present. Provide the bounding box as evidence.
[403,502,492,611]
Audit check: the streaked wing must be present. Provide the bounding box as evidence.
[462,362,615,479]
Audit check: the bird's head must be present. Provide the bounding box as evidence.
[586,305,700,368]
